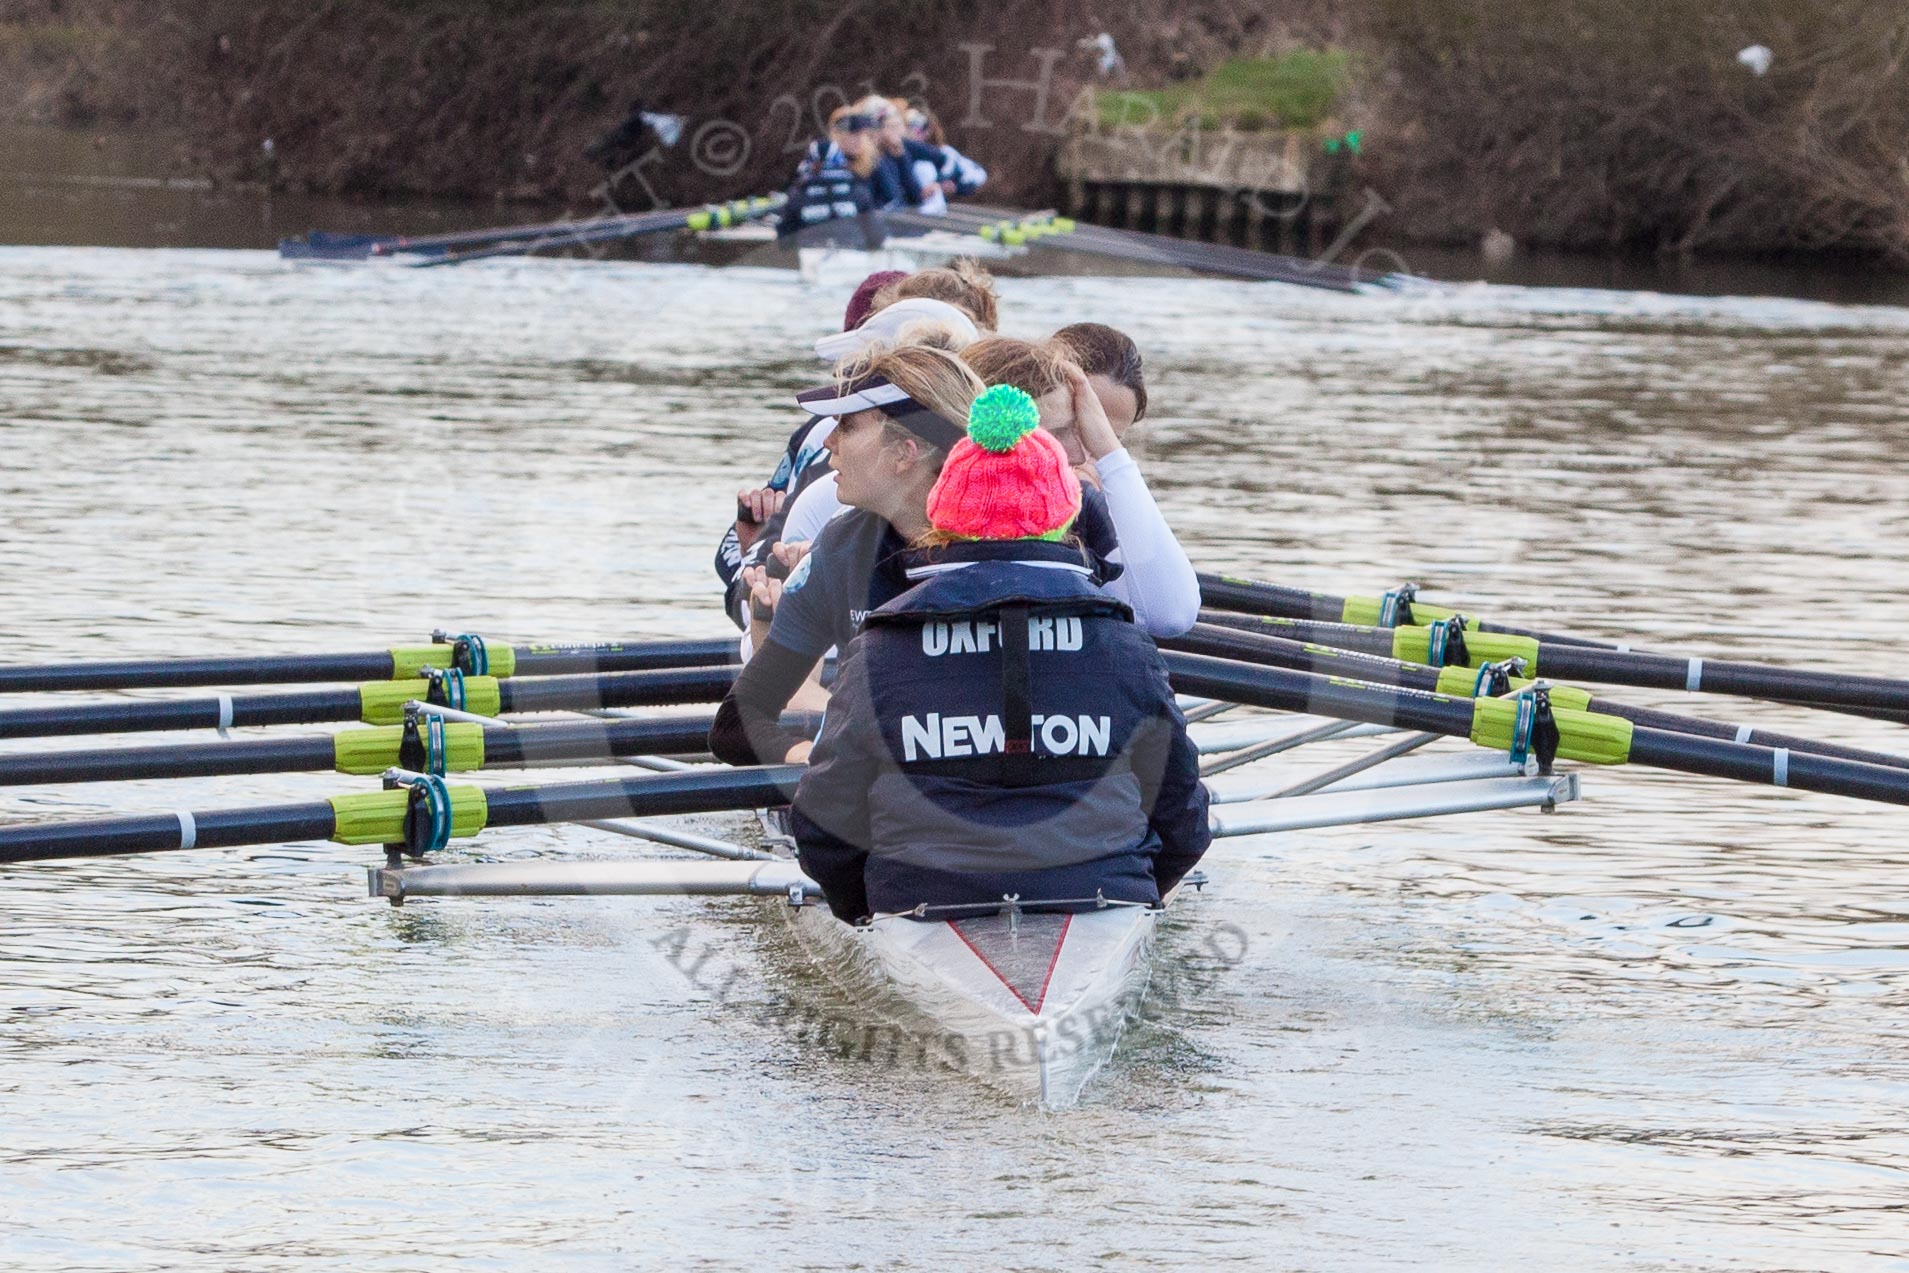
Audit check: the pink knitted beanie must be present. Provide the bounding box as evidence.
[926,385,1081,541]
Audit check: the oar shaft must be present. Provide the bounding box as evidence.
[1199,610,1909,724]
[0,652,396,694]
[513,640,737,677]
[1172,621,1909,771]
[1164,652,1477,737]
[1162,652,1909,807]
[0,666,739,741]
[1589,701,1909,771]
[0,711,821,786]
[0,637,737,694]
[0,688,364,739]
[1536,644,1909,716]
[0,735,338,785]
[480,767,800,828]
[498,668,736,714]
[0,803,339,862]
[1164,622,1442,689]
[0,765,802,864]
[1624,729,1909,805]
[1197,572,1615,648]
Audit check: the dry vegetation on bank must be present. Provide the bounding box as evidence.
[1363,0,1909,262]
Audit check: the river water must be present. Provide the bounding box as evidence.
[4,198,1909,1269]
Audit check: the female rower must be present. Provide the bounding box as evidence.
[755,322,1196,641]
[790,385,1211,924]
[961,335,1200,636]
[867,258,1000,333]
[902,104,988,216]
[716,262,1000,624]
[857,96,927,211]
[1048,321,1147,436]
[708,344,1133,767]
[718,297,982,637]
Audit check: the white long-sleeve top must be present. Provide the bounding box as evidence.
[1093,447,1200,637]
[768,450,1198,638]
[779,470,848,548]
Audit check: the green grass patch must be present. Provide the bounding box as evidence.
[0,22,124,63]
[1097,50,1350,132]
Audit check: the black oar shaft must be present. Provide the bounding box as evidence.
[0,666,738,741]
[513,640,737,677]
[1163,651,1909,807]
[496,667,736,714]
[0,803,339,862]
[0,652,397,694]
[0,711,821,787]
[1196,572,1615,648]
[0,765,801,864]
[1173,621,1909,772]
[0,638,737,694]
[1198,610,1909,724]
[1163,652,1477,736]
[1622,730,1909,805]
[1165,622,1441,689]
[0,736,338,785]
[481,766,800,828]
[0,689,365,739]
[1535,644,1909,716]
[1598,702,1909,773]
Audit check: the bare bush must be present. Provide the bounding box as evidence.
[1361,0,1909,261]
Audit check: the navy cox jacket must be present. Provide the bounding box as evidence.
[790,540,1212,924]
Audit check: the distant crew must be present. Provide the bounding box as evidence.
[777,92,984,237]
[776,106,883,243]
[790,384,1211,923]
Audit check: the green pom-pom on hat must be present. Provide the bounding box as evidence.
[966,384,1040,453]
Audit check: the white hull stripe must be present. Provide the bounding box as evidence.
[1686,658,1704,692]
[177,811,197,850]
[217,694,234,737]
[1735,724,1754,743]
[1773,748,1790,787]
[904,559,1094,581]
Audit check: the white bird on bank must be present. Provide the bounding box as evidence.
[1079,33,1125,78]
[1737,44,1773,76]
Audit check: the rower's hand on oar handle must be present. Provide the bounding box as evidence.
[743,542,811,644]
[768,540,810,577]
[742,565,782,625]
[734,486,786,552]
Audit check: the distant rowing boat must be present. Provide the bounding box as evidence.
[278,194,1410,291]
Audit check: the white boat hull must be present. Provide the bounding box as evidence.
[796,232,1014,285]
[787,900,1158,1109]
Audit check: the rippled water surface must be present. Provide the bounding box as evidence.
[3,247,1909,1271]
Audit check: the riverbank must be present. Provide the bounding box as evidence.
[4,1,1906,268]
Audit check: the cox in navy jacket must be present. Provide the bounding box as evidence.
[776,140,877,238]
[789,539,1211,924]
